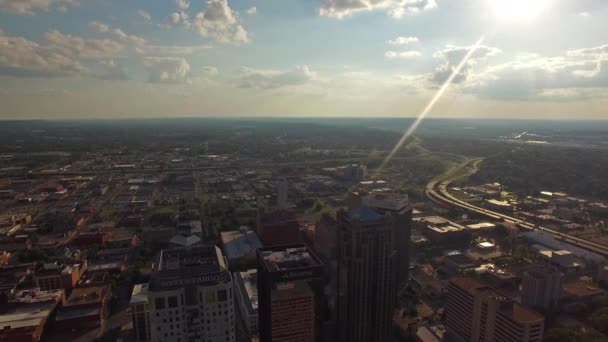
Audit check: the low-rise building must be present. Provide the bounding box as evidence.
[55,285,111,330]
[34,261,87,292]
[0,289,65,342]
[418,216,467,242]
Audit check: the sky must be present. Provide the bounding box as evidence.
[0,0,607,120]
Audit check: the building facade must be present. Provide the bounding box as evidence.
[148,245,236,342]
[446,277,545,342]
[335,206,402,342]
[257,245,323,342]
[130,283,151,342]
[234,269,259,337]
[522,266,563,312]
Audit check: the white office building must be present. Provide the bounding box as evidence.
[148,245,236,342]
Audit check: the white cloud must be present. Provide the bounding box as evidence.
[138,9,152,21]
[144,57,192,84]
[192,0,249,44]
[89,21,146,47]
[93,59,128,80]
[387,36,419,45]
[238,66,319,89]
[385,50,422,59]
[170,12,182,24]
[319,0,437,19]
[0,29,126,78]
[464,45,608,100]
[247,6,257,15]
[176,0,190,11]
[0,0,77,15]
[44,30,124,60]
[202,66,219,76]
[429,44,501,85]
[139,44,212,56]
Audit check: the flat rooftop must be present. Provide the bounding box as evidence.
[130,283,149,305]
[451,277,544,324]
[151,245,230,290]
[236,269,258,312]
[362,192,409,212]
[260,245,321,272]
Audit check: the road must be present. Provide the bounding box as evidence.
[425,159,608,257]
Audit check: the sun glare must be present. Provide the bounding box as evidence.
[490,0,548,19]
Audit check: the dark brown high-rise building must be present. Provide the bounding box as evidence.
[257,244,323,342]
[336,204,410,342]
[256,208,301,246]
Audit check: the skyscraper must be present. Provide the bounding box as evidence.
[335,206,402,342]
[360,192,412,294]
[521,266,563,312]
[148,245,236,342]
[257,244,324,342]
[446,277,545,342]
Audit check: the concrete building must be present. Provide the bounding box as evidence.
[257,245,323,342]
[521,266,563,312]
[148,245,236,342]
[417,216,467,242]
[55,285,111,330]
[34,261,87,292]
[234,269,258,337]
[335,206,402,342]
[130,283,151,342]
[0,289,65,342]
[446,277,544,342]
[220,227,263,269]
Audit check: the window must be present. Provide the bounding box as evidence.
[168,296,178,308]
[155,297,165,310]
[206,292,215,304]
[218,290,227,302]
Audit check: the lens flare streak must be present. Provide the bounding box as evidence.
[376,35,487,173]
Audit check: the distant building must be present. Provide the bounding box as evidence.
[485,199,514,212]
[444,251,477,275]
[521,266,563,313]
[130,283,151,342]
[220,227,263,269]
[169,233,201,248]
[148,245,236,342]
[257,245,323,342]
[143,226,176,246]
[446,277,544,342]
[277,178,288,209]
[418,216,467,242]
[234,269,258,337]
[70,231,106,247]
[256,208,300,247]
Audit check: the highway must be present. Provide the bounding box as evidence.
[425,159,608,257]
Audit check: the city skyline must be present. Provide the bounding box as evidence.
[1,0,607,119]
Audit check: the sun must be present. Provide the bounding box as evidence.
[490,0,548,19]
